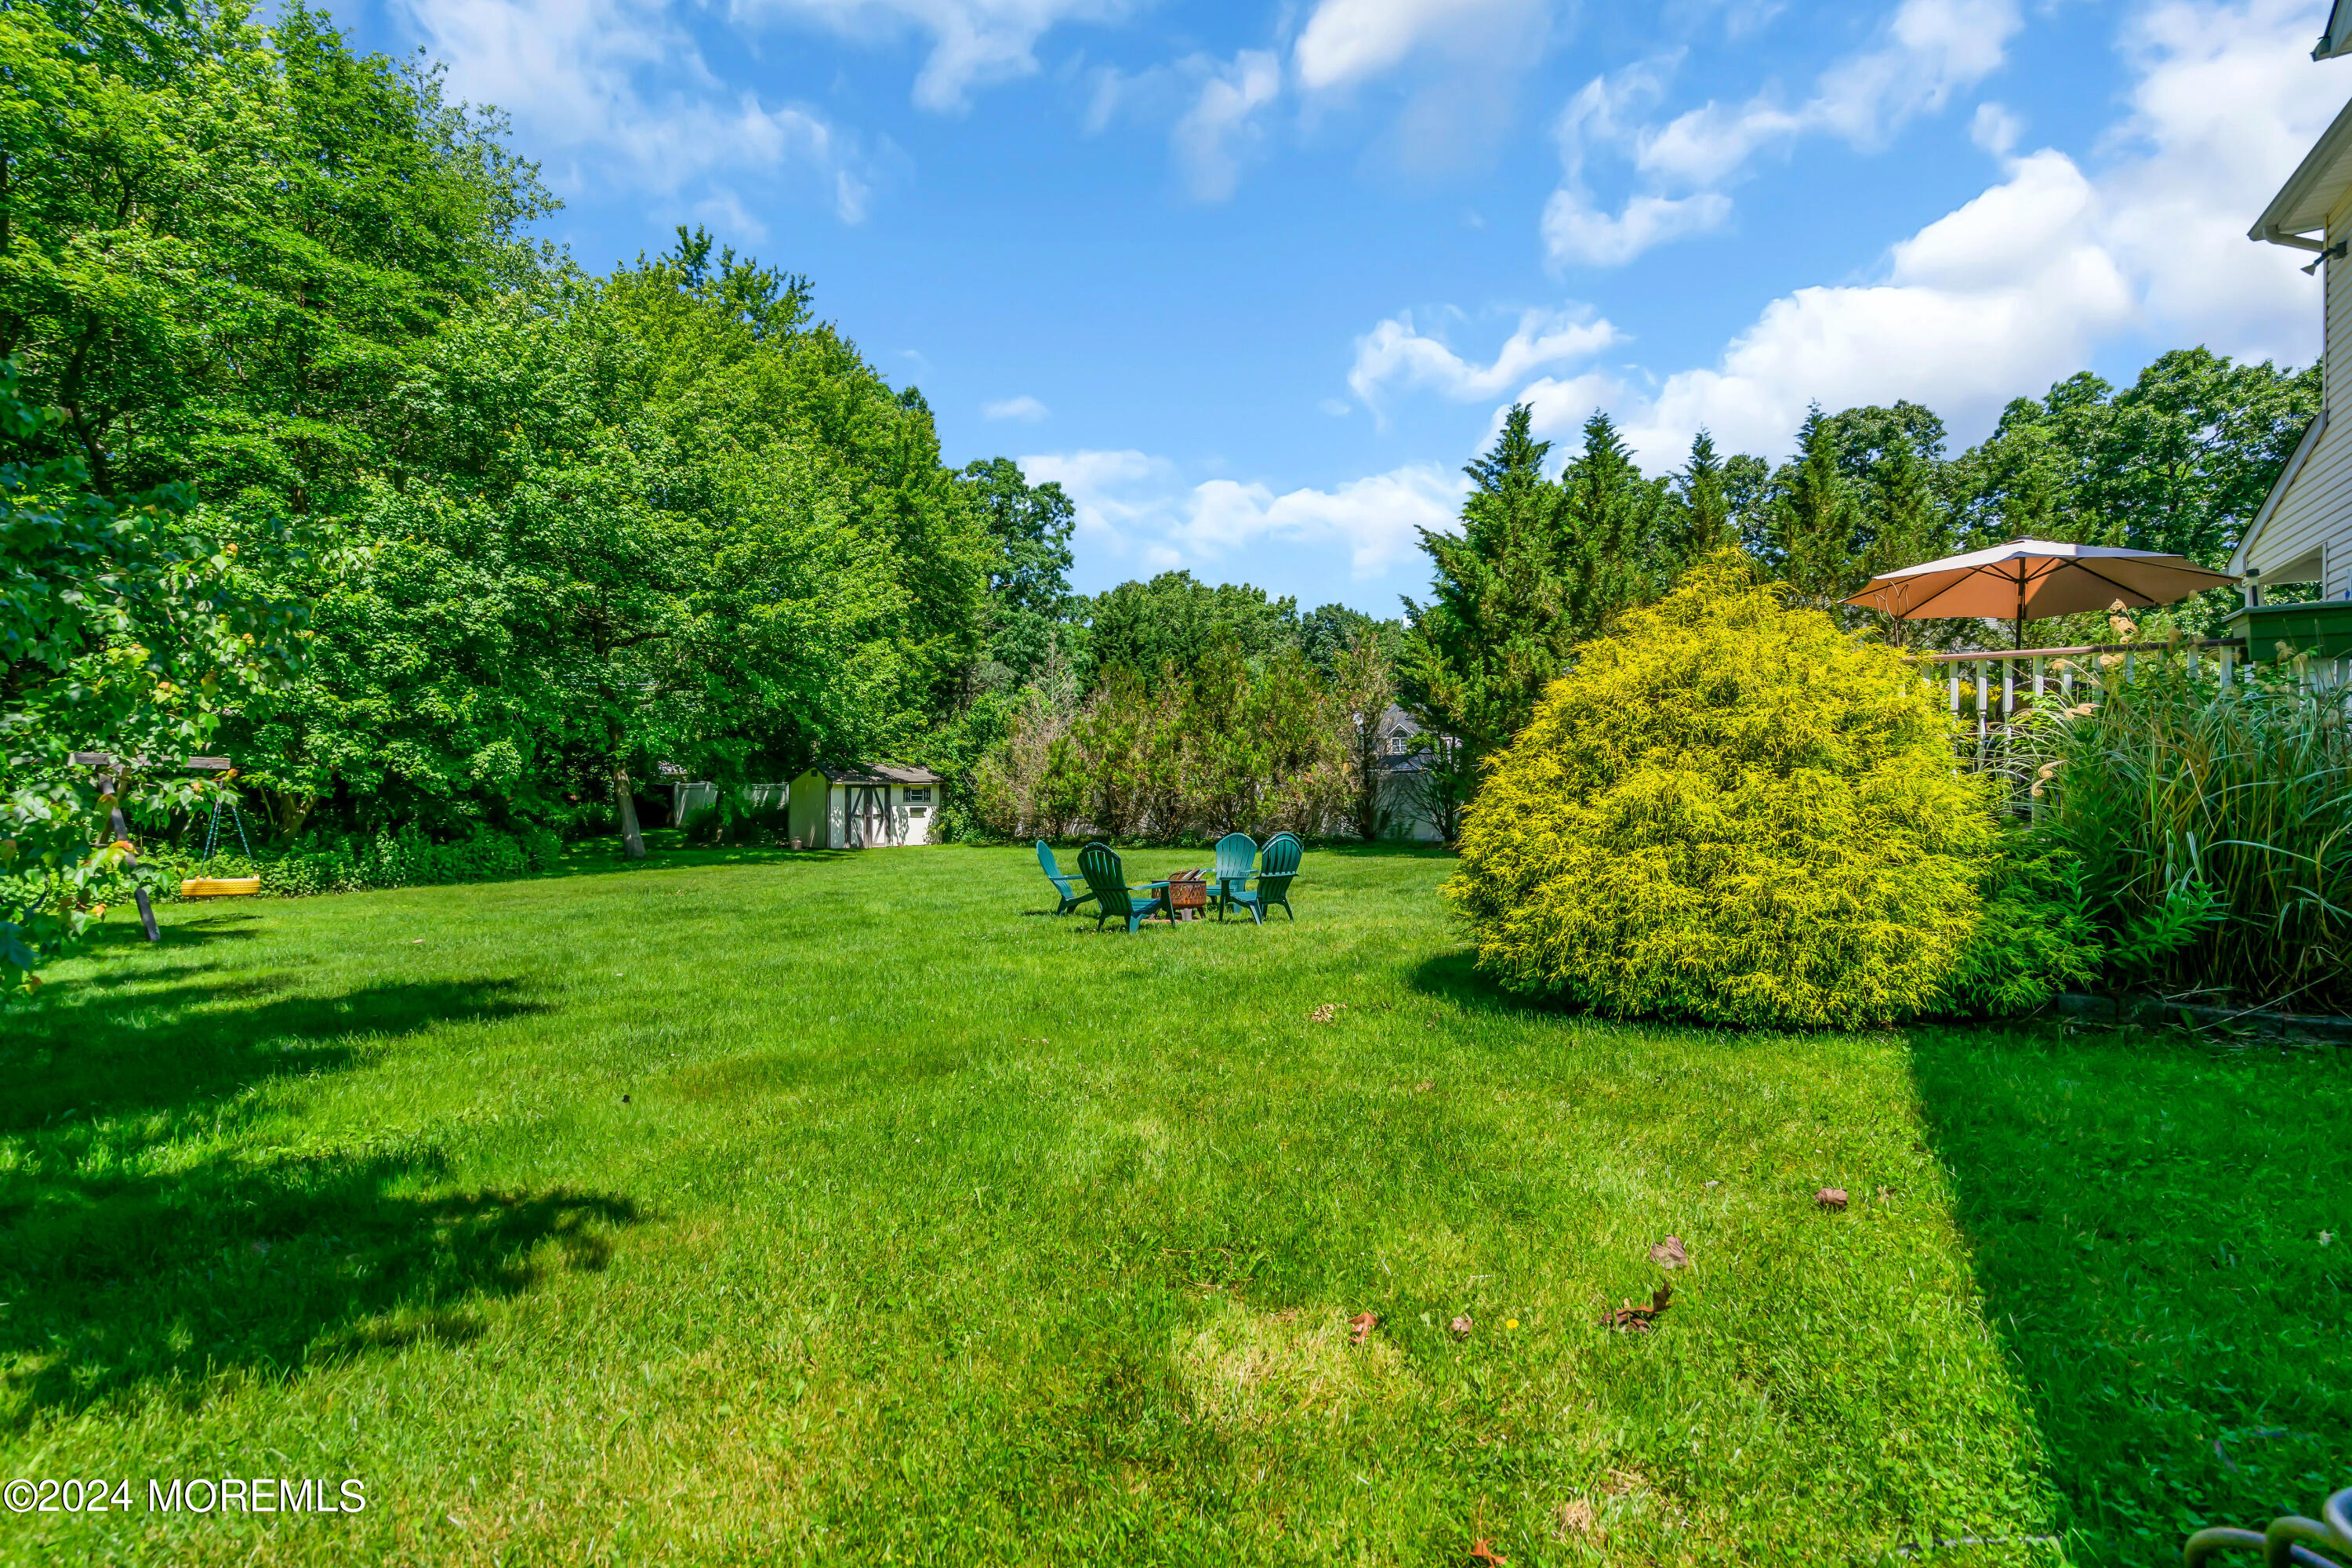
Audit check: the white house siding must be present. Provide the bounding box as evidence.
[2255,208,2352,599]
[1374,772,1446,841]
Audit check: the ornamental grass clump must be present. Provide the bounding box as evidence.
[1447,552,2000,1029]
[2024,652,2352,1011]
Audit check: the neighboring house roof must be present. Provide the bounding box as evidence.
[802,764,943,786]
[1374,706,1453,774]
[2251,92,2352,246]
[2232,409,2329,574]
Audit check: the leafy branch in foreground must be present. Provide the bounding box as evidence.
[1,365,303,990]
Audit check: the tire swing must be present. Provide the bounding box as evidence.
[182,782,262,899]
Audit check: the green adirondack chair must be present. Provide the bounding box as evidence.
[1077,841,1169,933]
[1226,832,1302,924]
[1211,833,1258,921]
[1036,840,1097,915]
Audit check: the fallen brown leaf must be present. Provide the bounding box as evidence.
[1468,1538,1508,1566]
[1816,1188,1849,1211]
[1449,1314,1474,1340]
[1348,1311,1377,1345]
[1598,1282,1672,1332]
[1309,1004,1345,1023]
[1647,1235,1688,1270]
[1552,1500,1595,1538]
[1414,1079,1435,1093]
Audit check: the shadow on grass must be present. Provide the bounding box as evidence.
[1403,947,1575,1018]
[1906,1024,2352,1566]
[4,976,549,1131]
[0,973,638,1423]
[548,833,855,880]
[0,1156,640,1421]
[84,909,264,951]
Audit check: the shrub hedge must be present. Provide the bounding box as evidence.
[1447,552,2007,1029]
[153,826,563,900]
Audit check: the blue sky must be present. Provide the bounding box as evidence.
[330,0,2349,613]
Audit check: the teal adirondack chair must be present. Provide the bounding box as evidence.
[1226,832,1302,925]
[1037,840,1097,915]
[1076,841,1168,933]
[1211,833,1258,921]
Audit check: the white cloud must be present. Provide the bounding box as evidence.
[1087,49,1283,201]
[1349,306,1618,408]
[1171,51,1282,201]
[2096,0,2347,361]
[400,0,871,216]
[1291,0,1544,93]
[1547,0,2023,267]
[982,394,1051,421]
[738,0,1131,112]
[1541,189,1733,267]
[1970,101,2022,157]
[1467,0,2331,465]
[1022,451,1465,579]
[1290,0,1552,173]
[1593,151,2135,462]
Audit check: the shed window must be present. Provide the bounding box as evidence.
[906,786,932,803]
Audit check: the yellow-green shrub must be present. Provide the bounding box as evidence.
[1446,551,1999,1029]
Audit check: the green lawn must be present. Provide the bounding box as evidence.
[1,844,2343,1566]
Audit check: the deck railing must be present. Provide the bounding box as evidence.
[1913,637,2352,791]
[1914,637,2254,743]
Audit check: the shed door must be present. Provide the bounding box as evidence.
[851,784,889,846]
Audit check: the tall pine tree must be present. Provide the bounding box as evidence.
[1771,405,1860,612]
[1400,406,1668,768]
[1672,430,1734,568]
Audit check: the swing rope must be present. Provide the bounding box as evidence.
[201,789,252,865]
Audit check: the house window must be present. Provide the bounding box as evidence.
[906,786,931,803]
[1386,735,1406,755]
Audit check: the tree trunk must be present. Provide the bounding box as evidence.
[614,765,646,859]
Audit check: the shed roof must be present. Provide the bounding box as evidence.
[803,763,943,786]
[2251,91,2352,245]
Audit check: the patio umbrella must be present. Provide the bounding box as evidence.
[1841,538,2237,647]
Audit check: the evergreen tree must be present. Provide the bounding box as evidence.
[1672,430,1734,568]
[1556,410,1667,626]
[1855,431,1947,644]
[1771,405,1860,611]
[1400,405,1665,765]
[1399,405,1569,761]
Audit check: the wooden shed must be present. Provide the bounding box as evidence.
[787,765,944,848]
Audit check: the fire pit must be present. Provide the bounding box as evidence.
[1166,869,1208,921]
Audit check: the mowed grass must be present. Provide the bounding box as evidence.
[0,843,2340,1566]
